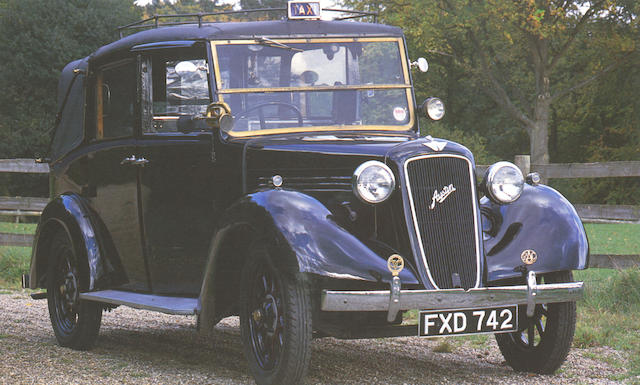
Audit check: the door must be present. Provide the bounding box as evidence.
[137,47,217,295]
[88,59,150,291]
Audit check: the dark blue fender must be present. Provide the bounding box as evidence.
[29,193,105,290]
[198,189,419,333]
[482,184,589,283]
[247,189,419,284]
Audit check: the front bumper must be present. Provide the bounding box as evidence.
[321,271,583,321]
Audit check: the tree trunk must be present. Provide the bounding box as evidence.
[530,95,550,165]
[530,35,551,166]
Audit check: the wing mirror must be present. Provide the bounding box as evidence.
[410,57,428,73]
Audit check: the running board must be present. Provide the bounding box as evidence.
[79,290,198,315]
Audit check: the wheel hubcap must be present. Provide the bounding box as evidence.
[516,303,548,349]
[511,275,552,350]
[53,250,79,335]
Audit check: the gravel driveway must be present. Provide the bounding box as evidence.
[0,291,630,384]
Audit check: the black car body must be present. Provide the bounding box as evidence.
[27,3,588,384]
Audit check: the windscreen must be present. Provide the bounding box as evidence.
[212,38,413,136]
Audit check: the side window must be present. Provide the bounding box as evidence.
[147,55,209,133]
[96,62,136,139]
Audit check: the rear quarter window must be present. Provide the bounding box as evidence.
[50,71,85,161]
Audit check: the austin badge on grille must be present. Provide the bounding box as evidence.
[429,184,456,209]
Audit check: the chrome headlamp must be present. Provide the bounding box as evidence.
[483,162,524,204]
[421,97,445,120]
[352,161,396,204]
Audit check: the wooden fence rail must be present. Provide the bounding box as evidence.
[0,158,49,174]
[533,161,640,179]
[589,254,640,269]
[2,158,639,222]
[575,204,640,223]
[0,196,49,212]
[0,159,50,221]
[0,232,34,247]
[478,156,640,223]
[1,158,638,268]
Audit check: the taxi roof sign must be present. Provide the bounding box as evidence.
[288,1,322,20]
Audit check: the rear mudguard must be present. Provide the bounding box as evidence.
[29,193,110,290]
[482,184,589,282]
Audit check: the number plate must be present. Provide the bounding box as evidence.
[418,305,518,337]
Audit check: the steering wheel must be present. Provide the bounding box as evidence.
[235,102,303,130]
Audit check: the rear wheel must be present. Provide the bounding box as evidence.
[47,230,102,350]
[496,271,576,374]
[239,242,312,385]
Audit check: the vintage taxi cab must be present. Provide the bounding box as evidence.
[25,2,588,384]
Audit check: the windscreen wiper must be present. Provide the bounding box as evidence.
[255,37,303,52]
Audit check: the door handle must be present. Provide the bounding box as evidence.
[133,157,149,167]
[120,155,136,165]
[121,155,150,167]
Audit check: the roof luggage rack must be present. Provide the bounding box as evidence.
[117,7,379,38]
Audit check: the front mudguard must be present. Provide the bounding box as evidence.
[197,189,418,334]
[482,184,589,283]
[240,189,418,284]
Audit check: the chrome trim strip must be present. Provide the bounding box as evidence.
[403,154,482,289]
[320,282,584,312]
[218,84,410,94]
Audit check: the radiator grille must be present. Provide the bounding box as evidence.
[405,155,480,289]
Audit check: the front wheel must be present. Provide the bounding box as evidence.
[47,230,102,350]
[496,271,577,374]
[239,242,312,385]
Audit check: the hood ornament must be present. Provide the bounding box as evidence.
[430,184,456,209]
[422,137,447,152]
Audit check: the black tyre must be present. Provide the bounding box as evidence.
[496,271,577,374]
[47,230,102,350]
[239,242,312,385]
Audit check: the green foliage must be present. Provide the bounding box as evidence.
[550,178,640,205]
[421,119,499,165]
[0,0,141,159]
[237,0,287,20]
[240,0,287,10]
[343,0,639,204]
[0,0,638,205]
[142,0,227,16]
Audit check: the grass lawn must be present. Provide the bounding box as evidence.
[584,223,640,255]
[0,222,36,287]
[0,246,30,288]
[574,268,640,380]
[0,222,37,235]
